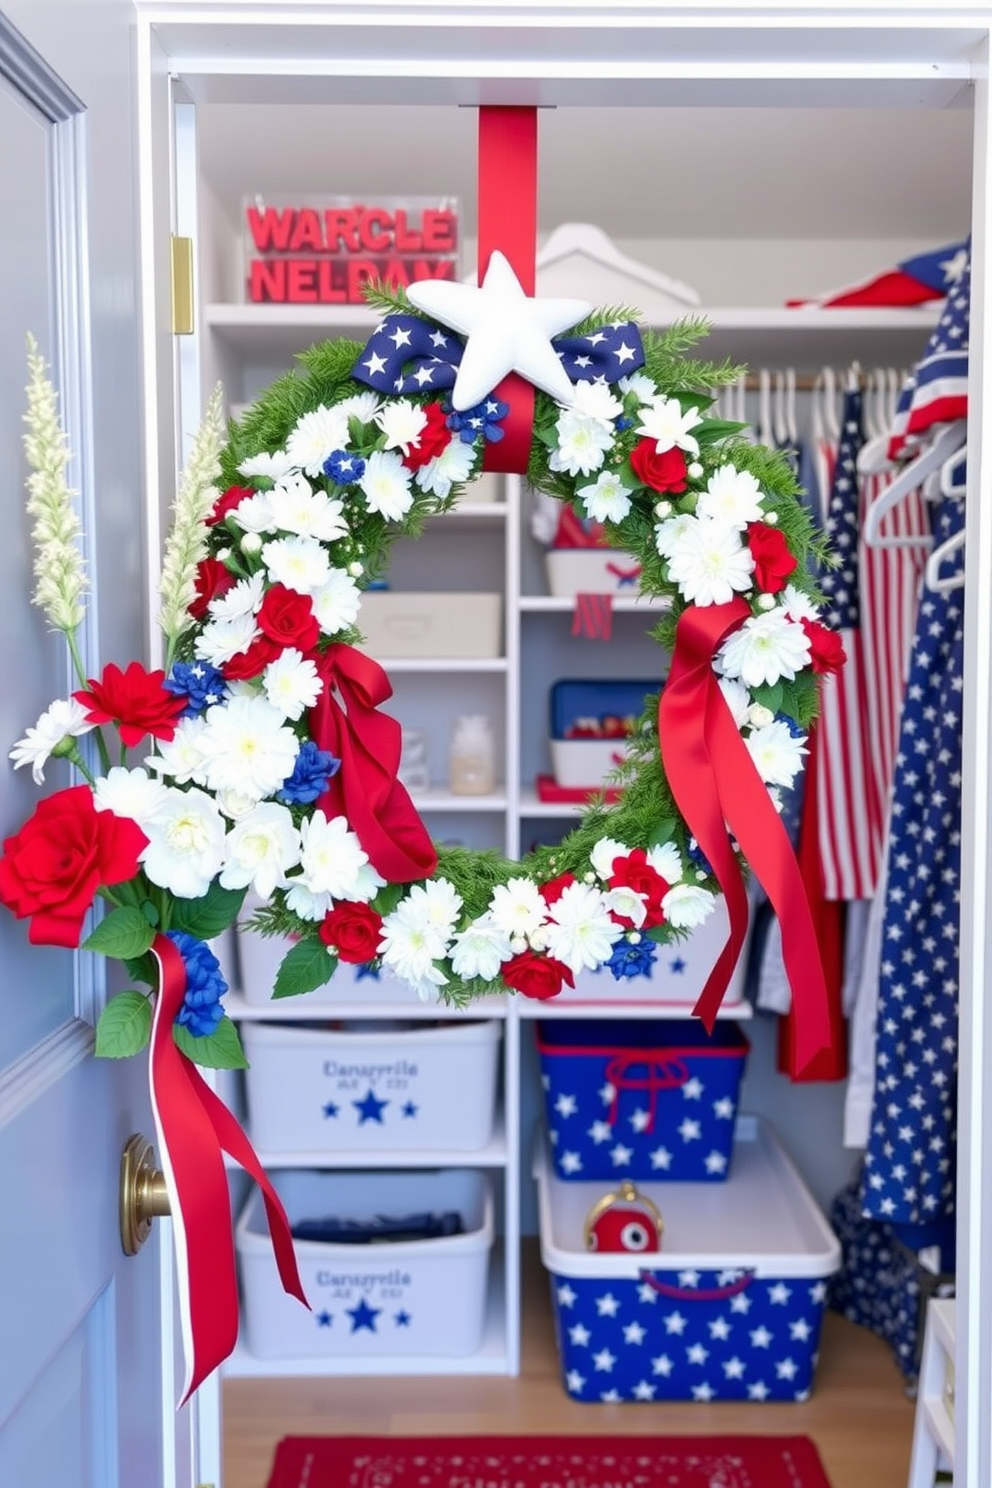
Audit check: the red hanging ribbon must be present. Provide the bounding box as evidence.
[603,1053,690,1133]
[477,105,538,475]
[310,643,437,884]
[148,934,308,1403]
[658,600,832,1073]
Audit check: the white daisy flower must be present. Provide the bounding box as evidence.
[375,399,428,455]
[662,883,717,929]
[196,694,300,802]
[218,801,302,899]
[618,372,657,402]
[590,837,630,880]
[696,465,765,527]
[647,842,684,884]
[194,612,260,668]
[548,410,613,477]
[489,876,548,940]
[359,449,414,521]
[208,572,265,621]
[636,394,704,456]
[654,511,696,559]
[780,583,821,623]
[414,439,476,499]
[450,916,514,981]
[745,720,808,789]
[666,517,756,607]
[543,880,622,974]
[341,859,388,904]
[140,786,228,900]
[718,608,812,689]
[284,882,332,921]
[417,876,464,936]
[93,765,168,826]
[262,649,322,721]
[144,714,210,786]
[215,787,259,821]
[261,534,332,595]
[578,470,633,525]
[569,380,623,423]
[229,490,278,534]
[717,676,752,729]
[238,449,297,482]
[334,391,382,428]
[297,811,370,899]
[307,568,360,637]
[286,404,352,477]
[378,887,452,983]
[10,697,95,784]
[267,477,349,543]
[604,886,648,929]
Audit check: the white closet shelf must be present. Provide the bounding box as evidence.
[424,503,506,528]
[380,656,508,673]
[409,786,508,811]
[223,990,510,1021]
[518,995,753,1021]
[519,596,668,614]
[224,1257,509,1379]
[227,1110,508,1171]
[518,788,612,819]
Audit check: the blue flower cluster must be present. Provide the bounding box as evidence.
[445,397,508,445]
[168,931,228,1038]
[165,660,228,717]
[607,936,658,981]
[323,449,366,483]
[279,739,341,805]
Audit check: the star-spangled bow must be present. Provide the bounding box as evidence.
[352,313,645,399]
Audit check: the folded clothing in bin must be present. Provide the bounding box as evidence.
[536,1116,841,1403]
[549,679,657,789]
[291,1210,465,1244]
[537,1019,749,1182]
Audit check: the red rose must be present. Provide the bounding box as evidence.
[257,583,320,652]
[223,633,281,681]
[319,902,384,964]
[630,439,688,495]
[207,485,254,526]
[746,522,798,594]
[0,785,148,948]
[609,848,669,927]
[74,661,186,748]
[501,950,574,1001]
[404,403,452,471]
[189,556,236,620]
[539,871,577,907]
[801,617,847,675]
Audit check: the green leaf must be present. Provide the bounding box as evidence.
[83,907,156,960]
[169,882,247,940]
[95,991,152,1059]
[694,418,748,446]
[648,818,677,848]
[141,899,160,927]
[751,682,784,714]
[124,951,156,987]
[173,1015,248,1070]
[273,938,336,999]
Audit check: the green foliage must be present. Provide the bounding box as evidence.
[95,991,153,1058]
[84,907,156,960]
[273,938,337,998]
[168,882,248,940]
[173,1015,248,1069]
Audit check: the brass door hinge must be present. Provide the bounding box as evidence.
[171,235,194,334]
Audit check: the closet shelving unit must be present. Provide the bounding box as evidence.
[199,241,940,1383]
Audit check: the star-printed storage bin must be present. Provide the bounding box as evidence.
[536,1019,749,1183]
[240,1019,502,1155]
[536,1116,841,1403]
[237,1167,493,1359]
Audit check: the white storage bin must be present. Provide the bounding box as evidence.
[358,591,502,658]
[545,549,642,597]
[537,1115,841,1402]
[550,737,631,788]
[237,1167,493,1359]
[241,1019,502,1154]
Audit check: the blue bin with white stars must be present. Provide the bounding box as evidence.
[536,1019,749,1183]
[237,1167,493,1360]
[537,1115,840,1403]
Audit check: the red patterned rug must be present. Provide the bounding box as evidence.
[265,1434,833,1488]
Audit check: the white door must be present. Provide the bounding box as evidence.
[0,8,194,1487]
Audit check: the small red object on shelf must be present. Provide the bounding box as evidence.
[535,773,623,805]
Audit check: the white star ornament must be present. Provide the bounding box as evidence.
[407,250,592,411]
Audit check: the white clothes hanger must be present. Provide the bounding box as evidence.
[925,526,965,592]
[785,367,798,448]
[758,368,773,447]
[864,422,967,549]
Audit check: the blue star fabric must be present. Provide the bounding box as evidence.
[551,1267,828,1403]
[537,1020,749,1182]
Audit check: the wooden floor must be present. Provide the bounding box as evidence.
[223,1241,917,1488]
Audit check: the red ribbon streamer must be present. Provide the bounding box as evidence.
[310,644,437,884]
[658,600,832,1073]
[478,105,538,475]
[149,934,308,1403]
[604,1053,690,1133]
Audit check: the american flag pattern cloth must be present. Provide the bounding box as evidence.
[787,239,969,310]
[860,492,964,1233]
[888,246,970,462]
[816,391,885,899]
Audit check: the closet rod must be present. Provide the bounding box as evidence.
[724,372,873,392]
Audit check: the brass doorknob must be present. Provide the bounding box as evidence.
[120,1133,171,1255]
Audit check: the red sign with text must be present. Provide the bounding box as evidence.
[243,195,460,305]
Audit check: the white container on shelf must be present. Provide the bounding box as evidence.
[358,591,502,658]
[550,736,631,787]
[240,1019,502,1154]
[237,1167,493,1360]
[545,549,642,597]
